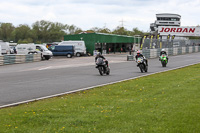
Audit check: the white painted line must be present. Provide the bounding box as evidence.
[38,66,52,70]
[0,62,199,109]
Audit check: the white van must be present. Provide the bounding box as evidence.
[58,41,86,57]
[0,45,1,55]
[0,40,10,54]
[16,44,53,60]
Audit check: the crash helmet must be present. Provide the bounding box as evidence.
[161,49,165,52]
[97,52,101,56]
[137,50,140,55]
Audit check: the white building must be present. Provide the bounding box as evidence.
[150,13,181,33]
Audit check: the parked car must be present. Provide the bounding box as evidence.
[49,45,75,58]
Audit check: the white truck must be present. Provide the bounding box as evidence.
[16,44,53,60]
[58,41,86,57]
[0,40,10,54]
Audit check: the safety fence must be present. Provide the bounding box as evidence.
[141,46,200,59]
[141,39,200,49]
[0,54,41,66]
[128,46,200,61]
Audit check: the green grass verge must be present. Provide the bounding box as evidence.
[0,64,200,133]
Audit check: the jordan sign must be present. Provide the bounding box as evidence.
[158,26,200,36]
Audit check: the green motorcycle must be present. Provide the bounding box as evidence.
[160,54,168,67]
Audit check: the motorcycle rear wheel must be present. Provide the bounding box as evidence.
[145,65,148,72]
[106,68,110,75]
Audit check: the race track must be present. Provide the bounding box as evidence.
[0,52,200,108]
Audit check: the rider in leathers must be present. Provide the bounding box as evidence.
[159,49,168,62]
[135,50,148,66]
[95,52,108,68]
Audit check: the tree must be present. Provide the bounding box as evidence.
[98,28,111,34]
[90,27,111,34]
[132,28,145,36]
[14,24,32,43]
[32,20,51,43]
[112,26,128,35]
[32,21,81,42]
[17,38,33,44]
[0,20,146,43]
[0,23,15,42]
[66,25,82,35]
[48,22,66,42]
[89,27,100,33]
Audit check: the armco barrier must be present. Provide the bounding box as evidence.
[15,55,26,64]
[0,56,3,66]
[139,46,200,60]
[195,46,199,52]
[186,46,189,53]
[189,47,193,53]
[182,47,186,54]
[34,54,41,62]
[141,49,150,58]
[0,54,41,66]
[157,49,161,57]
[168,48,173,56]
[150,49,157,58]
[173,47,178,55]
[25,54,34,63]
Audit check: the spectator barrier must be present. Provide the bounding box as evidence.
[0,54,41,66]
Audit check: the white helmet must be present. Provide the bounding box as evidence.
[161,49,165,51]
[96,52,101,56]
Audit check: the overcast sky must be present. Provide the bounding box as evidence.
[0,0,199,32]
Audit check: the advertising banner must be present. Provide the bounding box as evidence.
[158,26,200,36]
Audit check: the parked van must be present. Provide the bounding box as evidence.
[49,45,74,58]
[0,40,10,54]
[0,45,1,55]
[58,41,86,57]
[16,44,53,60]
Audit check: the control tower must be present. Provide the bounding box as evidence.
[150,13,181,33]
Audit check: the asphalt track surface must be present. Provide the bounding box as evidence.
[0,52,200,108]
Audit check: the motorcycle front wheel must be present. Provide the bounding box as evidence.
[139,64,144,73]
[162,61,166,67]
[98,66,104,75]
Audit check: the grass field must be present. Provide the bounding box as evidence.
[0,64,200,133]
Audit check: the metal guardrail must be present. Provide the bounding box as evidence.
[141,46,200,59]
[127,46,200,61]
[0,54,41,66]
[141,39,200,49]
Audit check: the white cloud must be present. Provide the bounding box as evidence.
[0,0,199,32]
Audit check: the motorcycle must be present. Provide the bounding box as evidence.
[136,57,148,73]
[160,54,168,67]
[96,58,110,76]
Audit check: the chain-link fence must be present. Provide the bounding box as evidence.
[141,39,200,49]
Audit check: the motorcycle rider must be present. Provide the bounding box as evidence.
[159,49,168,62]
[135,50,148,66]
[95,52,108,67]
